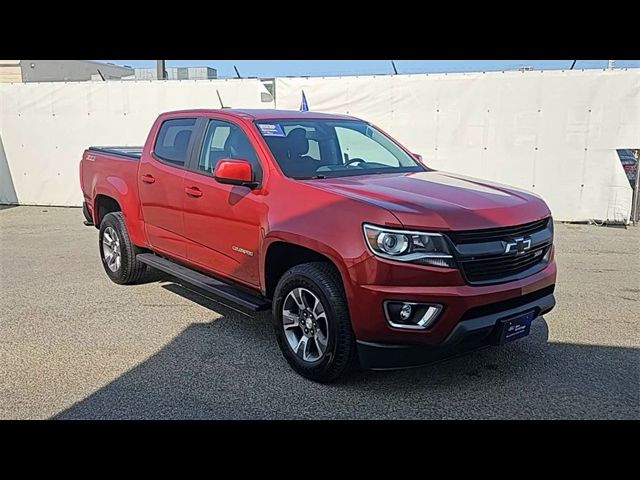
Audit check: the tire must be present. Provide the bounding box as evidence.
[272,262,357,383]
[99,212,147,285]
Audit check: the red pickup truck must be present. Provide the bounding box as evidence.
[80,109,556,382]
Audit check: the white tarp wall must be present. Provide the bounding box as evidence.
[1,71,638,221]
[276,70,640,222]
[0,79,274,206]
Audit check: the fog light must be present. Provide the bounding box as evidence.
[384,301,443,330]
[399,304,412,321]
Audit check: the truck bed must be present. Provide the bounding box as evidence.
[81,147,142,225]
[88,146,143,160]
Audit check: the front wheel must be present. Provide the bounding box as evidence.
[272,262,357,383]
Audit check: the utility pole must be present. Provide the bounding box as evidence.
[156,60,166,80]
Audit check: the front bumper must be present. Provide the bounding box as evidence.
[357,290,555,370]
[345,255,557,345]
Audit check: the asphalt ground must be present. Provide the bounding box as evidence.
[0,205,638,419]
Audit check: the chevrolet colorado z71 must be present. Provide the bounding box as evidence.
[80,109,556,382]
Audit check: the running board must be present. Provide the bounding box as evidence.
[137,253,271,312]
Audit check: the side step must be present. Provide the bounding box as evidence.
[137,253,271,312]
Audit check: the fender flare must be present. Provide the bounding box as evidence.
[92,176,146,247]
[260,232,354,300]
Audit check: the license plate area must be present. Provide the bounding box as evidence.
[494,310,536,345]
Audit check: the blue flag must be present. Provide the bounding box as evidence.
[300,90,309,112]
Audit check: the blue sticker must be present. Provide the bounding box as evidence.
[258,123,285,137]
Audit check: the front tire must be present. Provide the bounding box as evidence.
[99,212,147,284]
[272,262,357,383]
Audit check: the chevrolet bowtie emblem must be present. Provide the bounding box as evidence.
[504,237,532,254]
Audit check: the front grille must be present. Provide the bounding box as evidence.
[447,217,550,244]
[459,246,549,283]
[447,216,553,285]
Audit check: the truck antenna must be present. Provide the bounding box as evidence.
[216,89,227,109]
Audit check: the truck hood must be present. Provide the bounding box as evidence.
[304,171,551,231]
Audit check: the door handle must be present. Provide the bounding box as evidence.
[185,186,203,198]
[141,174,156,184]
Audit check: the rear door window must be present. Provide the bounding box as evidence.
[154,118,197,167]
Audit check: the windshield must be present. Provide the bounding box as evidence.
[254,119,426,179]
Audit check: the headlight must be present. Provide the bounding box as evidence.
[363,224,455,267]
[376,232,409,255]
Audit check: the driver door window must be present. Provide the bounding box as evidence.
[335,126,399,167]
[198,120,262,182]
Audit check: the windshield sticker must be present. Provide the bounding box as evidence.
[258,123,286,137]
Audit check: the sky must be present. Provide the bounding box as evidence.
[102,60,640,78]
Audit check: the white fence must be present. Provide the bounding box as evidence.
[1,69,639,222]
[276,70,639,223]
[0,79,274,206]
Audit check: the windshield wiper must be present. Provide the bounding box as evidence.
[294,174,327,180]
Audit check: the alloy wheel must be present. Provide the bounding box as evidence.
[282,287,329,362]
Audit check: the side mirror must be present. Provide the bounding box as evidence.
[213,159,257,188]
[413,153,423,162]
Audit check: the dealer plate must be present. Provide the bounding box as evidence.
[497,310,535,344]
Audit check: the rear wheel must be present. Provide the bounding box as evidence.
[99,212,147,284]
[272,262,357,383]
